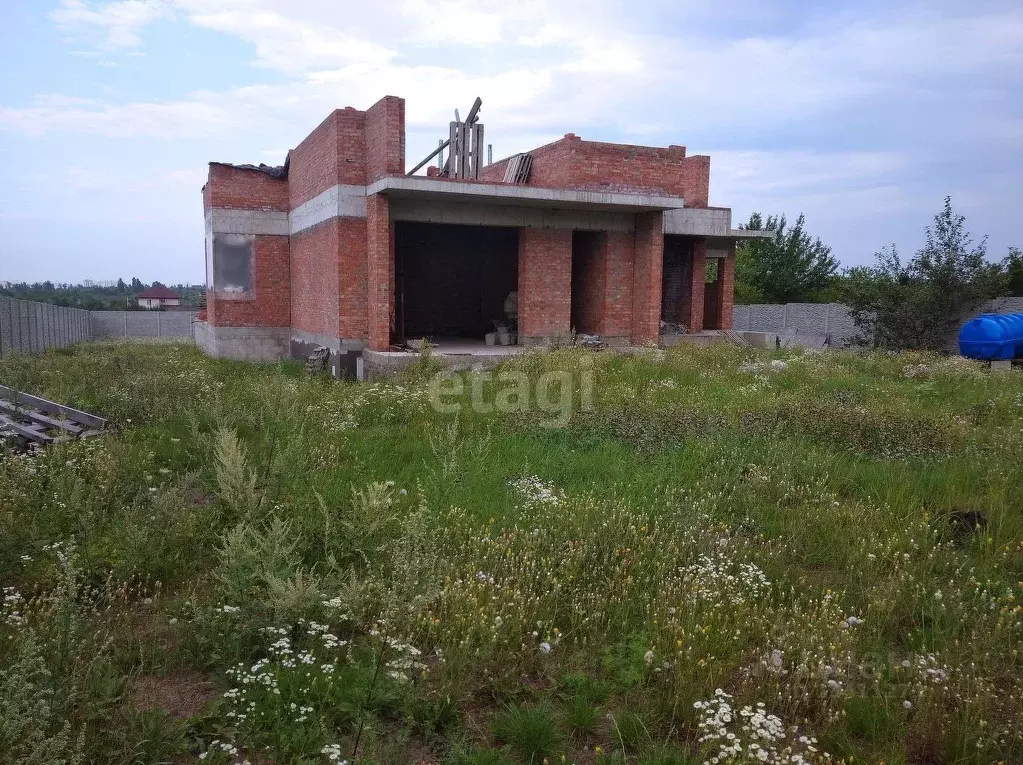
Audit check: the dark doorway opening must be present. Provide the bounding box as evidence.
[662,235,694,328]
[571,231,604,335]
[394,221,518,342]
[704,257,721,330]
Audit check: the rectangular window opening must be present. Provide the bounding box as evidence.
[212,233,254,298]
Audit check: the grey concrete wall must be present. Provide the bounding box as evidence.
[89,310,196,341]
[0,297,92,358]
[193,320,288,362]
[733,299,1023,348]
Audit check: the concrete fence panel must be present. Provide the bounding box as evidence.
[732,304,751,332]
[0,297,91,358]
[734,299,1023,348]
[746,304,785,333]
[89,311,196,341]
[0,299,195,357]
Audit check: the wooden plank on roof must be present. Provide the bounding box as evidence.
[407,137,450,177]
[465,97,482,125]
[446,122,457,175]
[0,384,106,429]
[517,154,533,183]
[472,123,484,180]
[503,155,520,183]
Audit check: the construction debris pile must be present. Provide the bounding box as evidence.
[0,384,106,447]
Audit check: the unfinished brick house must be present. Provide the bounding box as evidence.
[196,95,764,369]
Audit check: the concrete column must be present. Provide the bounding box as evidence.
[682,238,707,332]
[366,193,393,351]
[631,211,664,345]
[518,227,572,344]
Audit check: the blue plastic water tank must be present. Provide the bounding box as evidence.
[958,313,1023,360]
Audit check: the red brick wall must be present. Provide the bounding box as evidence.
[482,139,571,184]
[632,212,664,344]
[290,221,339,338]
[567,230,638,341]
[570,231,605,335]
[335,108,369,187]
[205,164,289,211]
[518,228,572,342]
[210,235,291,327]
[681,238,707,332]
[482,136,710,207]
[366,194,392,350]
[289,216,370,342]
[603,232,635,338]
[365,96,405,182]
[339,218,368,340]
[289,109,369,209]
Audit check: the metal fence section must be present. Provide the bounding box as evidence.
[0,297,92,358]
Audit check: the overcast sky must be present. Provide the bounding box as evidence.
[1,0,1020,284]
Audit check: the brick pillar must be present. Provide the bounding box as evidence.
[518,228,572,344]
[718,245,735,330]
[683,238,707,332]
[365,96,406,182]
[602,231,635,341]
[366,194,393,351]
[631,211,664,345]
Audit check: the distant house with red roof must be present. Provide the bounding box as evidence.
[136,286,181,309]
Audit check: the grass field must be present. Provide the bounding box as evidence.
[1,341,1021,765]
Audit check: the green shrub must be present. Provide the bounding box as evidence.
[492,704,563,764]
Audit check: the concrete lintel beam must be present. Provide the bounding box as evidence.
[389,198,635,231]
[368,176,686,212]
[207,208,290,236]
[289,184,368,234]
[728,229,775,239]
[663,207,731,237]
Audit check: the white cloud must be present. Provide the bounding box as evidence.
[711,150,910,201]
[32,165,204,194]
[0,94,234,138]
[6,0,1022,271]
[180,6,397,74]
[51,0,171,48]
[33,0,1020,150]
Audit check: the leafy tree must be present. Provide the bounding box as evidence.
[1004,247,1023,297]
[130,277,145,292]
[735,213,838,303]
[116,278,128,294]
[843,197,1006,350]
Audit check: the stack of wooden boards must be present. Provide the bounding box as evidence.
[0,384,106,445]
